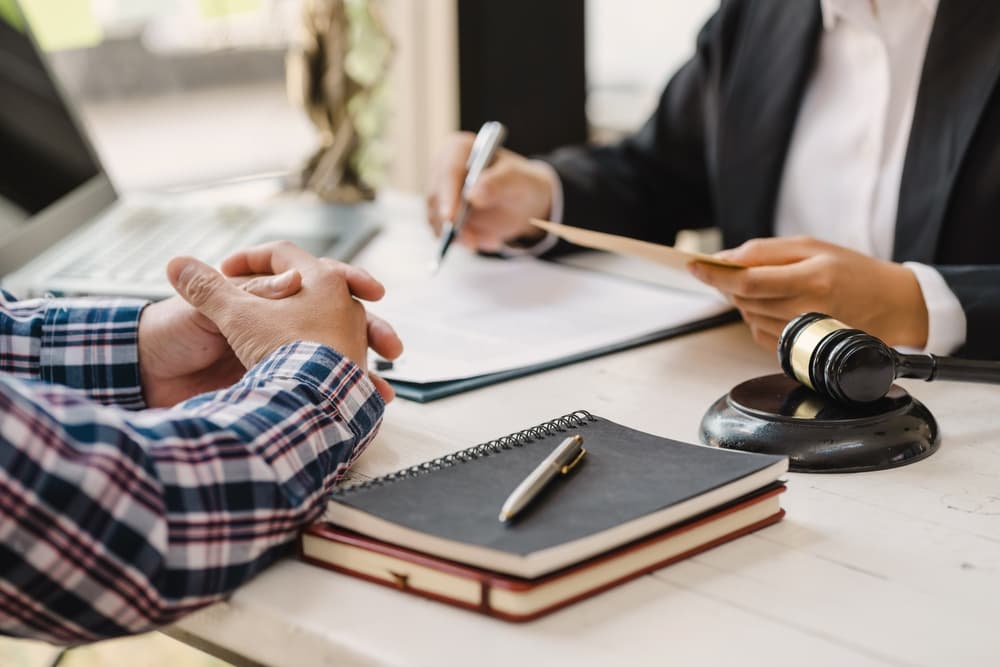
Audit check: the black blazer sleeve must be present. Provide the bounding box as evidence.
[540,8,731,247]
[935,267,1000,359]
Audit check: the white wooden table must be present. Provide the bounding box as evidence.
[169,197,1000,667]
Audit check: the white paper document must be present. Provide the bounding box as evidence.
[370,251,731,385]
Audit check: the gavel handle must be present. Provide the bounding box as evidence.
[896,353,1000,383]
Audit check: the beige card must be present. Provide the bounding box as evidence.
[529,219,744,270]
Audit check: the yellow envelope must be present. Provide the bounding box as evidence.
[529,219,744,270]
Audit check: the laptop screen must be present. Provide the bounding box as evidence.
[0,11,101,232]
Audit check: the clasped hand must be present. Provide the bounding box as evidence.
[138,241,402,408]
[687,236,929,351]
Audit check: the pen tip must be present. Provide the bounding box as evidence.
[499,512,510,522]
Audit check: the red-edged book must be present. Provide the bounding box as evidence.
[300,412,788,621]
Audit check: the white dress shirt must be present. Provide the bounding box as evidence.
[531,0,966,354]
[774,0,964,353]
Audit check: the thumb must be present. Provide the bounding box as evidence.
[167,256,244,323]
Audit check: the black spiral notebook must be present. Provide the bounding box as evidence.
[317,411,788,579]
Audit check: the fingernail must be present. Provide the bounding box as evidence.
[269,270,295,291]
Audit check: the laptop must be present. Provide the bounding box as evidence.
[0,6,379,299]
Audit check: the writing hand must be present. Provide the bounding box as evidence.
[688,237,928,351]
[426,132,555,252]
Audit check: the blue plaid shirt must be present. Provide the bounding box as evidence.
[0,291,384,644]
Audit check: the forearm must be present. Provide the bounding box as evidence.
[0,342,383,644]
[0,290,148,408]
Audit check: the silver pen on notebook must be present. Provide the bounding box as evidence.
[432,120,508,273]
[499,434,586,522]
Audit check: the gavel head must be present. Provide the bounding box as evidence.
[777,313,898,404]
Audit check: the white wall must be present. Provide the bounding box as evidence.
[381,1,718,191]
[381,0,458,194]
[585,0,717,134]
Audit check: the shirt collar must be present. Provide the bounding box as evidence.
[820,0,938,31]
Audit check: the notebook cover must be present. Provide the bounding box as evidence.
[324,413,788,577]
[388,310,738,403]
[302,486,786,621]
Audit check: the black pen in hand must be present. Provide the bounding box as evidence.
[432,121,508,273]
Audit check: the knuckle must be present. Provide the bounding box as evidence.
[317,257,346,276]
[184,272,219,305]
[811,273,834,296]
[808,259,836,294]
[316,261,348,286]
[735,272,758,295]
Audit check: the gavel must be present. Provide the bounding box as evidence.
[778,312,1000,404]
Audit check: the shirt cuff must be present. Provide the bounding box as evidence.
[247,341,385,463]
[903,262,967,355]
[40,298,149,409]
[497,160,563,258]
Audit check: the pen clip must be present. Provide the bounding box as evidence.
[560,448,587,475]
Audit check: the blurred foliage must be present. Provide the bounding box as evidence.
[18,0,103,50]
[0,0,26,31]
[198,0,261,19]
[343,0,391,192]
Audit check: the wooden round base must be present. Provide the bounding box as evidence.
[699,374,940,473]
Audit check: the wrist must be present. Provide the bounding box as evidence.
[526,159,559,221]
[880,262,929,348]
[136,304,170,406]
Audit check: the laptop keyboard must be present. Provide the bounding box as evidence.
[50,205,258,284]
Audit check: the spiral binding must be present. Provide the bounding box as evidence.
[332,410,597,495]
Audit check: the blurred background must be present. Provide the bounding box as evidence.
[3,0,713,193]
[1,0,714,664]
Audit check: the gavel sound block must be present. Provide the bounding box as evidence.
[700,313,947,473]
[700,373,939,473]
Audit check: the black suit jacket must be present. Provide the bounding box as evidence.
[544,0,1000,358]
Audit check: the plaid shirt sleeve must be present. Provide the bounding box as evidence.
[0,340,384,645]
[0,290,148,409]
